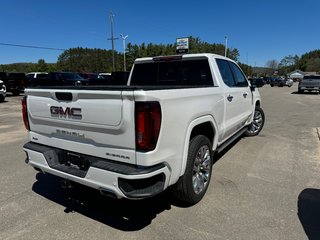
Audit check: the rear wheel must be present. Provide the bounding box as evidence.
[173,135,213,205]
[0,95,4,102]
[245,106,265,136]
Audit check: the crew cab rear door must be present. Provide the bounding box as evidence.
[216,59,253,140]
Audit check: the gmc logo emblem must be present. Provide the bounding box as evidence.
[50,106,82,119]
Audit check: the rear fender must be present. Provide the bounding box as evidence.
[179,115,218,178]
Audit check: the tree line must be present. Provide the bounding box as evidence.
[265,50,320,76]
[1,36,243,73]
[56,36,241,73]
[2,36,319,77]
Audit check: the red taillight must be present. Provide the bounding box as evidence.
[21,96,30,131]
[135,102,161,152]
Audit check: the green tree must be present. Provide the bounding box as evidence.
[238,63,253,76]
[37,59,48,72]
[125,36,240,69]
[296,50,320,72]
[57,47,121,72]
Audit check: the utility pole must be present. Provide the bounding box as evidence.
[108,11,118,72]
[224,35,228,57]
[120,34,128,72]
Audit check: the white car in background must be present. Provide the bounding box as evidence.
[26,72,48,87]
[98,72,111,79]
[0,80,6,102]
[285,78,293,87]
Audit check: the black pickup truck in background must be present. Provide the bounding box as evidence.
[4,72,27,95]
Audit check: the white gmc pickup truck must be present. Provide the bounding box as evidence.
[23,54,265,205]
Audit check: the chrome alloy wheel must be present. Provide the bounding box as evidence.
[192,145,212,194]
[247,109,263,134]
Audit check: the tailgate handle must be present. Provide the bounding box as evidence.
[55,92,73,101]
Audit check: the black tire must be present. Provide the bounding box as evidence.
[172,135,213,205]
[245,106,265,137]
[270,84,274,87]
[0,95,4,102]
[298,89,303,94]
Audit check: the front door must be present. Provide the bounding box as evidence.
[216,59,253,141]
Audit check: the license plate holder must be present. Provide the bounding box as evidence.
[61,152,90,170]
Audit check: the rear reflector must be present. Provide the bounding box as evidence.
[21,96,30,131]
[135,102,161,152]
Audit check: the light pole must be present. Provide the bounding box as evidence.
[224,35,228,57]
[120,34,128,72]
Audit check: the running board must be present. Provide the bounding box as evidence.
[216,127,247,154]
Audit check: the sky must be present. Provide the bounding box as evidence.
[0,0,319,67]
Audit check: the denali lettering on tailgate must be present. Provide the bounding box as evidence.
[50,106,82,119]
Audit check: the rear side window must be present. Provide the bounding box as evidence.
[27,74,35,79]
[37,74,48,79]
[131,59,213,86]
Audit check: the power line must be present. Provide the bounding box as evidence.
[0,42,65,51]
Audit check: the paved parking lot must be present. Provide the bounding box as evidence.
[0,84,319,240]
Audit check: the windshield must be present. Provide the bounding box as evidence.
[60,73,83,80]
[8,73,26,78]
[303,76,320,80]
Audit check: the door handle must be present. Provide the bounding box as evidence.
[243,92,248,98]
[227,95,233,102]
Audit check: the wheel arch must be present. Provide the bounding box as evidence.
[179,115,218,178]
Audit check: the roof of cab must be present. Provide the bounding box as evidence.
[134,53,232,64]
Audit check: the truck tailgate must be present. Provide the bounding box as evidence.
[25,89,136,164]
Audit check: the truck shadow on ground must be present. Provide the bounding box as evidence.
[298,188,320,240]
[32,173,178,231]
[31,136,243,231]
[32,173,175,231]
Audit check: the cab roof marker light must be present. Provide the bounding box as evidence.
[153,55,183,62]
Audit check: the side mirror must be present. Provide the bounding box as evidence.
[250,79,264,89]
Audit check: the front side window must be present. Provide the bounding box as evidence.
[216,59,248,87]
[216,59,236,87]
[230,63,248,87]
